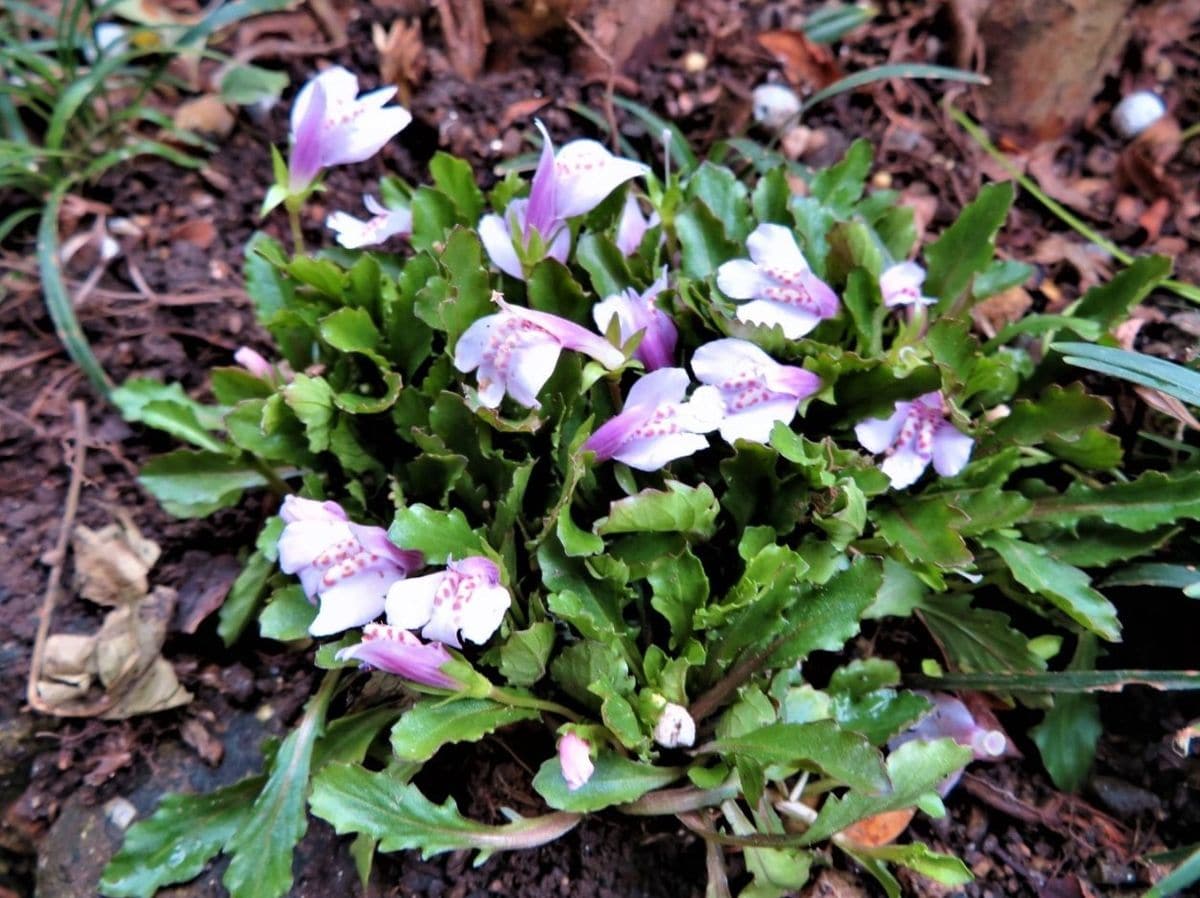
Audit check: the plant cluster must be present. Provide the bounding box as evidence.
[98,66,1200,898]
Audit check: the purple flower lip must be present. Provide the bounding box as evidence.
[855,391,974,489]
[335,624,459,690]
[384,555,511,649]
[592,268,677,371]
[880,261,935,308]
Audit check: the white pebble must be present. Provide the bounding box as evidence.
[1112,90,1166,139]
[752,84,802,132]
[104,797,137,830]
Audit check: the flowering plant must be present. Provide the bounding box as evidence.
[102,69,1200,898]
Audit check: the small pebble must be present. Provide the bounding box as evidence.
[752,83,801,132]
[1112,90,1166,139]
[104,797,137,830]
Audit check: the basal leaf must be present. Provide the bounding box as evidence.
[809,139,871,217]
[1072,255,1170,330]
[575,231,634,299]
[916,594,1045,675]
[853,843,973,888]
[498,622,556,686]
[874,499,972,569]
[1028,471,1200,533]
[389,504,486,564]
[99,777,262,898]
[258,584,316,641]
[112,378,227,452]
[282,373,336,453]
[688,161,752,242]
[709,720,888,792]
[984,536,1120,641]
[139,449,269,518]
[799,739,972,845]
[594,481,719,539]
[676,200,740,280]
[429,152,484,224]
[533,751,681,812]
[1030,636,1100,792]
[925,181,1013,309]
[311,763,580,864]
[390,698,540,763]
[989,383,1111,448]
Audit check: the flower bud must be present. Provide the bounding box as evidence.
[557,732,594,791]
[652,702,696,749]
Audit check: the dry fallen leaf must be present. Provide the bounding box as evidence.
[435,0,490,82]
[971,285,1034,339]
[72,514,159,606]
[838,807,917,848]
[173,95,236,138]
[756,29,841,91]
[374,18,426,103]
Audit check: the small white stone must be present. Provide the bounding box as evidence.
[1112,90,1166,139]
[752,84,802,132]
[104,797,137,830]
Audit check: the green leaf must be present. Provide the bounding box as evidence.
[809,139,871,217]
[799,739,972,845]
[139,449,269,518]
[972,258,1033,299]
[390,698,540,763]
[1072,255,1171,330]
[258,584,316,641]
[676,200,740,280]
[916,594,1045,675]
[709,720,888,792]
[751,167,791,224]
[853,844,973,887]
[1102,562,1200,592]
[310,763,580,863]
[219,546,273,646]
[594,481,719,539]
[99,777,261,898]
[533,752,681,813]
[612,95,696,171]
[222,675,335,898]
[112,379,227,452]
[389,504,486,564]
[429,152,484,223]
[982,535,1121,641]
[765,556,881,668]
[1053,342,1200,407]
[925,181,1014,309]
[1031,636,1100,792]
[688,161,751,242]
[409,186,459,251]
[416,229,493,343]
[283,373,336,453]
[1028,471,1200,532]
[911,669,1200,693]
[319,306,382,355]
[498,622,556,686]
[804,3,875,42]
[989,383,1111,447]
[1145,843,1200,898]
[647,548,708,648]
[575,232,634,298]
[874,499,972,569]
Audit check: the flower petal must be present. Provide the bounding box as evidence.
[615,193,650,255]
[456,584,512,645]
[479,211,525,280]
[854,406,909,454]
[558,733,594,791]
[280,495,347,524]
[615,431,710,471]
[880,261,933,307]
[880,445,930,490]
[746,223,810,272]
[454,312,499,374]
[931,424,974,477]
[715,259,769,299]
[501,301,624,369]
[735,299,822,338]
[337,625,458,689]
[624,367,691,409]
[384,572,443,632]
[290,66,355,137]
[526,120,559,236]
[288,78,326,191]
[719,397,800,444]
[321,106,412,168]
[309,568,392,636]
[553,140,650,219]
[277,519,352,574]
[506,337,562,409]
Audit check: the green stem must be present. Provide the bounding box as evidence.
[618,780,741,816]
[488,686,580,722]
[286,199,305,256]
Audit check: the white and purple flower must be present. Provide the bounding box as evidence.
[691,338,820,444]
[479,121,649,280]
[557,732,595,791]
[335,624,461,690]
[326,194,412,248]
[454,295,625,409]
[276,496,423,637]
[716,223,839,338]
[583,368,725,471]
[385,556,511,649]
[889,692,1009,795]
[288,66,411,193]
[592,268,677,371]
[880,261,935,308]
[234,346,275,379]
[855,392,974,490]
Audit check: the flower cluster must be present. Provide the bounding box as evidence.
[276,497,510,689]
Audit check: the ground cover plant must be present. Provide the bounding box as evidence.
[45,58,1200,898]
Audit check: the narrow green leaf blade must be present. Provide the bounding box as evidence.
[390,698,540,763]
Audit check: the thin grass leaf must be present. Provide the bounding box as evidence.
[1145,843,1200,898]
[80,139,202,182]
[0,206,41,244]
[909,670,1200,693]
[37,188,113,396]
[1053,342,1200,407]
[612,95,697,172]
[804,3,877,44]
[799,64,988,117]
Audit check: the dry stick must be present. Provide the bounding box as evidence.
[565,17,620,154]
[26,400,88,715]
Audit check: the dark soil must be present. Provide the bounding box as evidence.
[1,1,1198,896]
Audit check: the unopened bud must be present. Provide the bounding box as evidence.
[652,702,696,748]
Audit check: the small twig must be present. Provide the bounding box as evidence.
[565,17,620,153]
[27,401,88,715]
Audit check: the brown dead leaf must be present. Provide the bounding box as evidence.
[1032,234,1113,291]
[570,0,676,77]
[838,807,917,848]
[435,0,489,82]
[500,97,553,130]
[181,717,224,766]
[168,218,217,250]
[1117,117,1182,200]
[72,515,159,606]
[173,95,235,138]
[374,19,426,104]
[971,285,1033,339]
[1027,143,1110,216]
[756,29,841,90]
